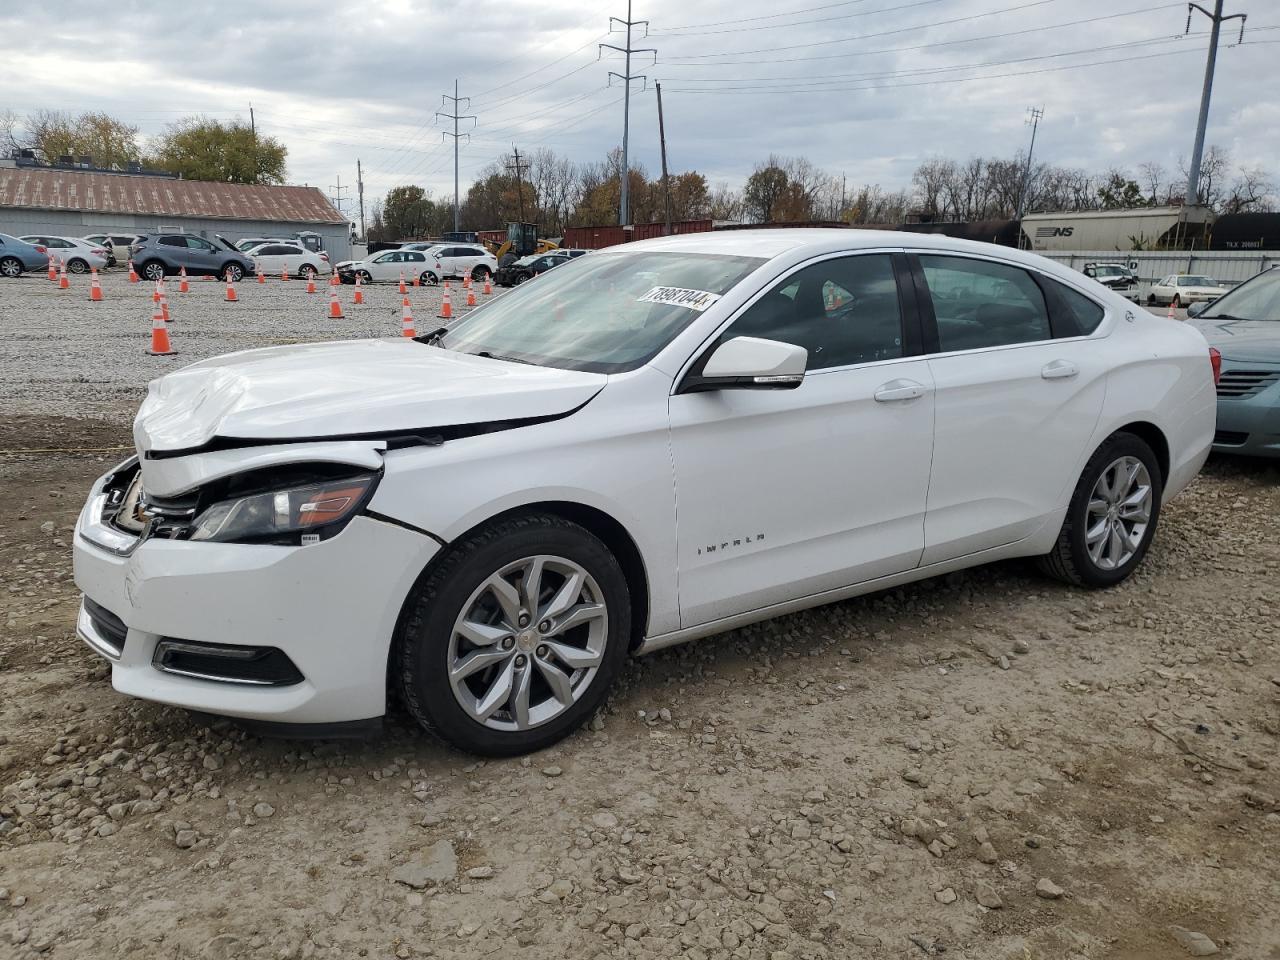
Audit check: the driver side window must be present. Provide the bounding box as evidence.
[716,254,904,371]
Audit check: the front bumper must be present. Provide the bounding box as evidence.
[1212,363,1280,457]
[72,470,440,724]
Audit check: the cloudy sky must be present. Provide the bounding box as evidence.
[3,0,1274,223]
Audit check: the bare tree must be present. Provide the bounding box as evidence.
[911,157,955,219]
[1223,166,1276,214]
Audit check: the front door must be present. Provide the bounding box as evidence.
[911,252,1110,564]
[668,251,936,628]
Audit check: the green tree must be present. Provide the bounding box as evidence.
[148,117,287,184]
[379,186,449,240]
[1097,172,1149,210]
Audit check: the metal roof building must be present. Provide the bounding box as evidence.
[0,164,351,259]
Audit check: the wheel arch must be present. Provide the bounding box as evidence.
[1110,420,1170,486]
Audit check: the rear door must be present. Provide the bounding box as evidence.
[253,244,290,275]
[157,235,190,269]
[911,252,1109,564]
[184,236,222,274]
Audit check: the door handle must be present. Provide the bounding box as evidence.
[1041,359,1079,380]
[873,379,927,402]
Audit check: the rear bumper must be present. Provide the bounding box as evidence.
[73,484,440,723]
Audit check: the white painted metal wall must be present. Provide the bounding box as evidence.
[1041,249,1278,297]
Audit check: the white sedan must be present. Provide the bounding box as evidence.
[1147,274,1226,307]
[335,249,442,284]
[20,235,110,273]
[248,242,331,279]
[73,230,1216,755]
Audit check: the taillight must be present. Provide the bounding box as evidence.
[1209,347,1222,385]
[34,245,47,253]
[320,253,329,262]
[92,248,107,257]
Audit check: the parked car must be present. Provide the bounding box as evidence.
[72,230,1215,755]
[494,251,572,286]
[427,243,499,281]
[1187,267,1280,457]
[1082,262,1138,301]
[129,234,255,282]
[1147,274,1226,307]
[20,235,109,273]
[249,243,331,279]
[0,232,51,278]
[335,249,442,285]
[82,233,142,267]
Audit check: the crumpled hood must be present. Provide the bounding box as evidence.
[134,339,606,454]
[1188,318,1280,364]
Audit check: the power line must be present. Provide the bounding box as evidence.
[657,0,876,30]
[436,80,476,233]
[652,0,945,36]
[601,1,657,227]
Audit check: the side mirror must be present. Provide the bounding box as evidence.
[681,337,807,393]
[1186,301,1207,318]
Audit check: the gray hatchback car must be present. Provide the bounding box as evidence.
[129,233,255,282]
[0,233,51,278]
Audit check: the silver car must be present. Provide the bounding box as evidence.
[20,235,110,273]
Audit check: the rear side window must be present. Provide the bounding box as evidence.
[1044,278,1105,335]
[919,255,1051,352]
[160,236,185,247]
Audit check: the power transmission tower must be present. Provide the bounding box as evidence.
[1184,1,1247,206]
[356,159,366,240]
[329,174,349,221]
[655,82,673,235]
[506,147,531,223]
[600,2,657,229]
[436,80,476,232]
[1015,106,1044,223]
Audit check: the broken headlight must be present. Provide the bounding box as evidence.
[189,473,378,545]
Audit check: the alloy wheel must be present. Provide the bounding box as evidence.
[143,262,165,282]
[0,258,20,278]
[1085,455,1152,571]
[447,555,608,732]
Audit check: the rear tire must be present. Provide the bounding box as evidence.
[141,260,166,282]
[1037,432,1163,588]
[395,513,631,756]
[299,264,317,279]
[0,256,21,278]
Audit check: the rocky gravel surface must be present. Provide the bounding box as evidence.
[0,414,1276,960]
[0,269,506,423]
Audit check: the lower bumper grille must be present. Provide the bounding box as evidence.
[152,639,304,686]
[79,597,128,660]
[1213,430,1249,446]
[1217,370,1280,398]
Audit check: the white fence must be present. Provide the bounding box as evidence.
[1042,249,1278,294]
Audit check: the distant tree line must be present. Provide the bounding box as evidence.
[1,109,288,185]
[370,141,1276,241]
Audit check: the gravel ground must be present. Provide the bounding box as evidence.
[0,277,1275,960]
[0,270,508,424]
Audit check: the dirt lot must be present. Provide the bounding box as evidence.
[0,278,1277,960]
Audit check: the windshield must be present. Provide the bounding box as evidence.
[1093,265,1123,277]
[1200,269,1280,322]
[1179,276,1216,286]
[237,240,263,251]
[438,250,765,373]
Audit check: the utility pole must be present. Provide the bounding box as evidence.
[655,82,673,235]
[329,174,349,219]
[506,147,531,223]
[601,2,657,229]
[1184,1,1247,206]
[1015,106,1044,223]
[436,80,476,232]
[356,159,366,240]
[249,103,258,182]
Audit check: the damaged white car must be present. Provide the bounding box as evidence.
[74,230,1216,755]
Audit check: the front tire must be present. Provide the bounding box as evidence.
[1172,294,1182,309]
[396,514,631,756]
[471,265,491,281]
[67,258,89,274]
[1037,432,1163,588]
[223,263,244,282]
[420,271,439,286]
[299,264,318,279]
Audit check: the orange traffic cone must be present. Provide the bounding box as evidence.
[225,276,238,302]
[398,272,407,295]
[306,274,316,294]
[178,267,189,293]
[48,258,57,282]
[330,271,339,287]
[464,274,472,290]
[401,300,416,338]
[88,269,103,302]
[466,287,477,307]
[438,286,453,320]
[159,283,170,322]
[147,304,176,356]
[413,273,421,288]
[353,275,364,305]
[256,264,265,284]
[328,288,344,318]
[483,276,492,295]
[152,279,162,304]
[282,265,290,282]
[58,262,70,289]
[1167,300,1176,320]
[128,260,138,283]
